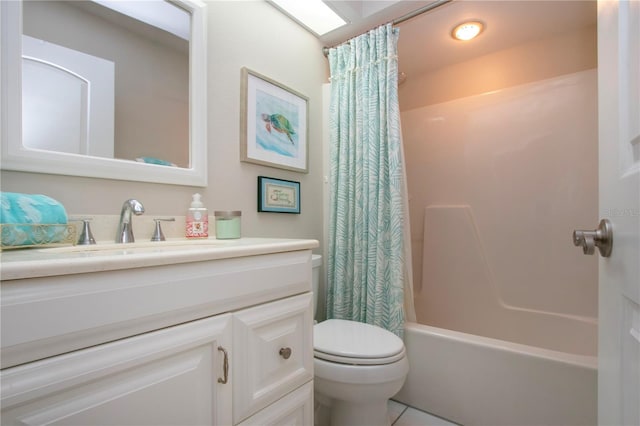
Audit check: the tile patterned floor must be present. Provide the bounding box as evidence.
[388,400,458,426]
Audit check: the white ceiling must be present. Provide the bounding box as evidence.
[318,0,597,77]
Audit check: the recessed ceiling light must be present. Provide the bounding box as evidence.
[268,0,347,36]
[451,21,484,41]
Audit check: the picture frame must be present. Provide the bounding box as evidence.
[241,67,309,173]
[258,176,301,214]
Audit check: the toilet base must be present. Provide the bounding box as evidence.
[315,393,392,426]
[330,399,391,426]
[314,355,408,426]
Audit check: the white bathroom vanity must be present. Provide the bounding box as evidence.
[0,238,318,425]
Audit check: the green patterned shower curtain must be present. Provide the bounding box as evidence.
[326,24,414,337]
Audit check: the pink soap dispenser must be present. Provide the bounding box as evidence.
[186,193,208,238]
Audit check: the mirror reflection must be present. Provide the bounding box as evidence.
[22,0,190,168]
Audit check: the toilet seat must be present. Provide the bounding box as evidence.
[313,319,405,365]
[314,347,406,365]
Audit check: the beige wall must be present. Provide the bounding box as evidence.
[1,1,328,250]
[399,25,597,111]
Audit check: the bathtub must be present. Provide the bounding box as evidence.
[394,322,597,426]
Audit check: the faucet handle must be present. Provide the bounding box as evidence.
[71,218,96,245]
[151,218,175,242]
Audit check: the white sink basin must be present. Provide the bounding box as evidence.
[40,238,233,254]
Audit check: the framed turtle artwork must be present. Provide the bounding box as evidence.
[240,67,309,173]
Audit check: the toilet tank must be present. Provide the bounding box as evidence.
[312,254,322,317]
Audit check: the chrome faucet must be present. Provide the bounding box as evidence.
[116,199,145,243]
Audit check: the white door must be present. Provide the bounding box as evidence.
[596,1,640,425]
[22,35,115,158]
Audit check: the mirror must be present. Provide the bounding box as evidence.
[0,0,207,186]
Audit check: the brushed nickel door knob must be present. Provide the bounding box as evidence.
[573,219,613,257]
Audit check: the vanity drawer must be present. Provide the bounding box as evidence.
[232,293,313,423]
[237,381,313,426]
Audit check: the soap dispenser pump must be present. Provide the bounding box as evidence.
[186,193,208,238]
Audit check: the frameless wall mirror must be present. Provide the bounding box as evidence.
[1,0,207,186]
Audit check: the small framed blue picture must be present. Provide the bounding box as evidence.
[258,176,301,214]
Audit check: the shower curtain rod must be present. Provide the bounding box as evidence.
[322,0,452,57]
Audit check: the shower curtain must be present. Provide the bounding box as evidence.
[326,24,415,337]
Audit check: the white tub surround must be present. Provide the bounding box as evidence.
[404,70,599,337]
[398,70,598,425]
[1,238,318,425]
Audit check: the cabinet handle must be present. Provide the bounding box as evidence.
[217,346,229,384]
[279,347,292,360]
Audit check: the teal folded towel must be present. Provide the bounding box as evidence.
[1,192,68,224]
[135,156,177,167]
[1,192,69,246]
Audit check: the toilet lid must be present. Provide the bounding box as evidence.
[313,319,405,365]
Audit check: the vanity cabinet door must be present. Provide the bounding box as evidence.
[237,381,313,426]
[0,314,233,426]
[232,293,313,423]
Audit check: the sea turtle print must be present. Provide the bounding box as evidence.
[261,113,296,144]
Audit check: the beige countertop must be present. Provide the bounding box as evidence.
[1,237,319,281]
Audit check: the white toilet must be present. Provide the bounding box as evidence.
[311,255,409,426]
